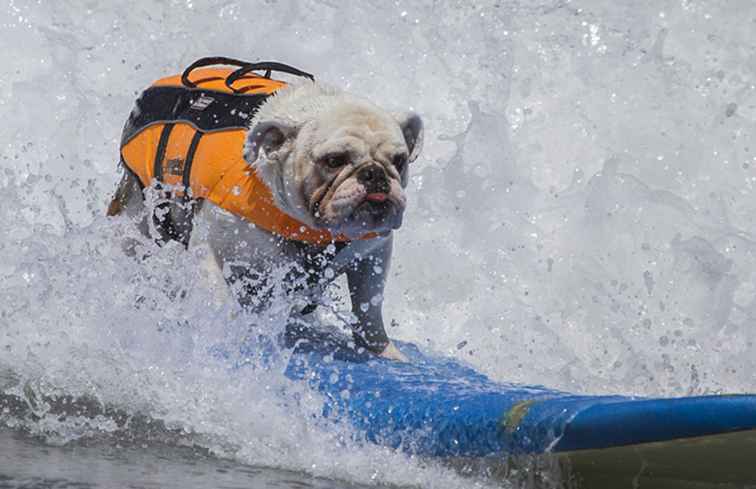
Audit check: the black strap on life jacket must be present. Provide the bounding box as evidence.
[151,125,205,247]
[224,61,315,89]
[183,130,203,191]
[181,56,315,91]
[180,56,252,87]
[152,123,175,182]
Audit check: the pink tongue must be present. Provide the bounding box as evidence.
[366,193,388,202]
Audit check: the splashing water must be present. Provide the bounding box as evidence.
[1,0,755,488]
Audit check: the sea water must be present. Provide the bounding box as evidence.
[1,1,754,488]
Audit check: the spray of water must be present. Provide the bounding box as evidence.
[1,0,755,487]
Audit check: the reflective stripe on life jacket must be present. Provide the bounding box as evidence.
[120,60,369,246]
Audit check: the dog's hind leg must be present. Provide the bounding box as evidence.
[107,166,141,217]
[108,164,201,253]
[106,166,157,257]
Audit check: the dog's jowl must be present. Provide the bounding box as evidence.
[108,58,422,361]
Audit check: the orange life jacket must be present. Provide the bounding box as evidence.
[120,58,370,246]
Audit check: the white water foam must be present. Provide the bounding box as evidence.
[1,0,755,487]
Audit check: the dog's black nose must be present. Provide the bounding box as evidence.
[357,165,389,193]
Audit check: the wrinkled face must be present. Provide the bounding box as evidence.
[247,95,423,239]
[300,106,412,237]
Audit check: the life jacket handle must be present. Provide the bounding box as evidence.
[181,56,252,87]
[181,56,315,91]
[225,61,315,90]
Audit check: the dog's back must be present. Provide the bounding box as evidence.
[109,59,321,246]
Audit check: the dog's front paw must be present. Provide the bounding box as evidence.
[379,341,408,362]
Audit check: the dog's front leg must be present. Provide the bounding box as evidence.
[346,236,407,361]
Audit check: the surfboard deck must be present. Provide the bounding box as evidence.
[233,327,756,484]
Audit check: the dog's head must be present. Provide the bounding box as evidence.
[244,83,423,239]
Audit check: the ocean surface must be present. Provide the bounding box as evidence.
[0,428,374,489]
[2,0,755,488]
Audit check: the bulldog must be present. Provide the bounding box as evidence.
[109,64,422,361]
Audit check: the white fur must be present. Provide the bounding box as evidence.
[250,81,382,128]
[245,82,412,237]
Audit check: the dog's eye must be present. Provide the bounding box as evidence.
[322,154,349,169]
[392,154,408,173]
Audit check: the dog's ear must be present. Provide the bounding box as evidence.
[244,120,298,166]
[395,112,424,162]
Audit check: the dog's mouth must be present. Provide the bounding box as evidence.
[350,197,402,231]
[365,192,388,203]
[357,197,392,217]
[312,192,402,236]
[309,169,405,236]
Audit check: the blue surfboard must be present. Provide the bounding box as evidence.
[237,328,756,485]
